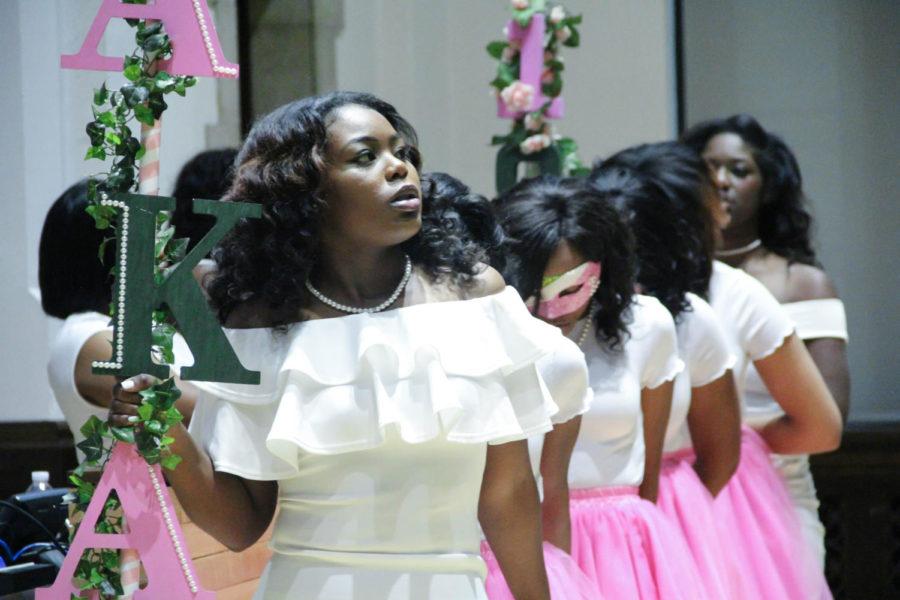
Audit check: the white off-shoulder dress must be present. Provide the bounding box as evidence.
[184,287,590,600]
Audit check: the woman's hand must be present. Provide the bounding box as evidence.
[108,374,159,427]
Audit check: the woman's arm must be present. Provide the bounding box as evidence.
[110,375,277,551]
[687,371,741,496]
[538,417,581,553]
[805,337,850,423]
[479,439,550,600]
[754,334,842,454]
[639,380,673,502]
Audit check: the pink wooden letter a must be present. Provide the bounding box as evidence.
[61,0,238,78]
[36,443,214,599]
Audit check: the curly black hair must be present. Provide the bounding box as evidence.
[682,114,817,265]
[594,142,715,311]
[206,91,483,323]
[420,171,507,272]
[495,175,635,350]
[39,180,115,319]
[171,148,239,254]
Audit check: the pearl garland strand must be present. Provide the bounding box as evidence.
[148,465,199,593]
[715,238,762,257]
[305,255,412,314]
[191,0,238,77]
[92,194,128,371]
[573,301,595,348]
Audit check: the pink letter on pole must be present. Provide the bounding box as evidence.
[61,0,238,78]
[36,443,214,599]
[497,14,564,119]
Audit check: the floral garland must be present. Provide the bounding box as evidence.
[69,1,196,594]
[488,0,588,175]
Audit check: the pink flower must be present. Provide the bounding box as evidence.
[500,81,535,113]
[544,50,554,63]
[511,0,530,10]
[524,112,544,131]
[549,6,566,24]
[555,26,572,42]
[501,46,518,63]
[520,133,552,155]
[541,68,555,84]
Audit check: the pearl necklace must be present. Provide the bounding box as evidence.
[571,303,595,348]
[304,255,412,314]
[716,238,762,257]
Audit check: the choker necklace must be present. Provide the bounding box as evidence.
[305,255,412,314]
[716,239,762,257]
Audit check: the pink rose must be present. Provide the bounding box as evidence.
[541,68,555,84]
[524,112,544,131]
[501,46,518,64]
[549,6,566,25]
[511,0,530,10]
[555,26,572,42]
[500,81,535,113]
[519,133,551,155]
[544,50,554,63]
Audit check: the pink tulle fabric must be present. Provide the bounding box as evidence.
[713,427,833,600]
[568,486,712,600]
[659,448,756,599]
[481,540,596,600]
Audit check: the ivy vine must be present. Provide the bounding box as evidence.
[70,5,195,596]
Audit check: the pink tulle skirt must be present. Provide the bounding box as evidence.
[713,427,832,600]
[568,485,712,600]
[481,540,596,600]
[658,448,753,600]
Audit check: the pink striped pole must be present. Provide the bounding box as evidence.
[115,116,162,599]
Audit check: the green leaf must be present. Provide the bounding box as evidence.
[93,83,109,106]
[154,226,176,258]
[566,14,583,26]
[153,72,176,91]
[486,40,509,59]
[97,111,116,127]
[104,130,121,145]
[121,83,150,107]
[138,403,155,421]
[563,27,580,48]
[84,146,106,161]
[491,134,510,146]
[111,427,135,444]
[133,103,155,126]
[148,94,168,119]
[135,145,147,161]
[85,121,105,146]
[79,415,103,439]
[123,64,142,82]
[184,76,197,87]
[164,406,183,427]
[166,237,189,263]
[161,453,183,471]
[145,419,165,435]
[542,74,562,97]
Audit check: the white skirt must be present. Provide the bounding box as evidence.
[253,554,489,600]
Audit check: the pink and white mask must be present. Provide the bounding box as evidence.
[526,261,601,320]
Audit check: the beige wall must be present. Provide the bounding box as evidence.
[683,0,900,421]
[318,0,677,197]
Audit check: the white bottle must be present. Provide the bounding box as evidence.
[26,470,52,492]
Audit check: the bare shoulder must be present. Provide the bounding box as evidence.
[465,264,507,299]
[785,263,838,302]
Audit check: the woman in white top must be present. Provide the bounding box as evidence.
[39,181,196,462]
[638,140,839,598]
[419,172,596,600]
[496,175,711,600]
[110,92,583,600]
[591,147,745,599]
[684,114,850,566]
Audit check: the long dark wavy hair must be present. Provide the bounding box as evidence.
[39,180,115,319]
[206,91,481,323]
[595,142,715,307]
[420,171,507,272]
[495,175,635,350]
[682,114,817,265]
